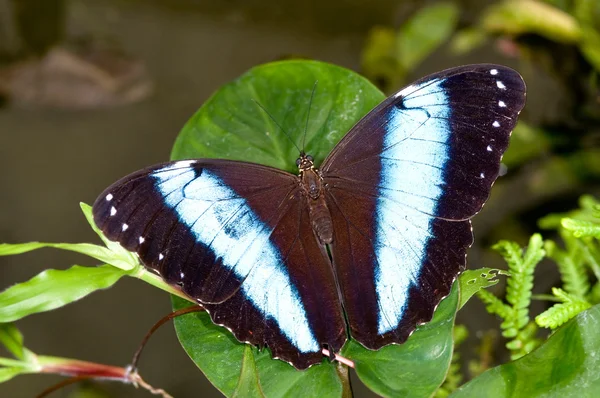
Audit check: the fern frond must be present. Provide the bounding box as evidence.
[579,195,600,211]
[476,289,512,318]
[491,240,522,273]
[544,239,589,298]
[562,218,600,239]
[578,238,600,281]
[536,295,591,330]
[509,322,541,360]
[479,235,545,360]
[497,234,544,319]
[538,195,600,229]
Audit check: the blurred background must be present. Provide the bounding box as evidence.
[1,0,599,397]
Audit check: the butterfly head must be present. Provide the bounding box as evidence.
[296,153,315,172]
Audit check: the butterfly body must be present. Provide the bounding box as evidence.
[298,155,334,244]
[93,64,526,369]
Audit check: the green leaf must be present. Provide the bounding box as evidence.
[171,60,384,171]
[482,0,582,43]
[0,323,24,360]
[0,204,138,271]
[172,296,343,397]
[0,265,126,322]
[342,282,459,398]
[579,27,600,72]
[396,3,459,72]
[169,60,461,397]
[0,324,34,362]
[170,60,384,396]
[0,242,136,271]
[0,367,27,383]
[232,346,264,398]
[562,218,600,238]
[501,122,550,168]
[361,26,404,92]
[458,268,508,310]
[448,28,489,55]
[452,303,600,397]
[253,352,343,397]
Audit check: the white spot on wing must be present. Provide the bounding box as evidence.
[159,253,164,260]
[138,236,145,244]
[487,145,493,152]
[106,193,113,201]
[122,223,129,231]
[498,100,506,107]
[480,172,485,178]
[493,121,500,127]
[496,81,506,90]
[490,69,498,75]
[110,206,117,216]
[152,164,319,353]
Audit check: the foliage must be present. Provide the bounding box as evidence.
[535,195,600,330]
[453,302,600,397]
[361,2,459,92]
[2,0,600,391]
[174,61,459,398]
[0,61,461,397]
[475,235,545,360]
[434,325,468,398]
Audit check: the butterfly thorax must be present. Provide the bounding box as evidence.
[297,154,334,245]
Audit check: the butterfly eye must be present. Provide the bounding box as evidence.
[306,155,313,162]
[296,158,302,166]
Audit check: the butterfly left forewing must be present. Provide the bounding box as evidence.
[321,64,526,349]
[93,159,346,369]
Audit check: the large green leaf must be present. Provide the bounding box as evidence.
[342,282,459,398]
[0,264,126,322]
[452,303,600,397]
[169,60,459,397]
[171,60,384,170]
[172,296,343,397]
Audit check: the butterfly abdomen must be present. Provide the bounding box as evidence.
[300,163,334,245]
[308,194,333,245]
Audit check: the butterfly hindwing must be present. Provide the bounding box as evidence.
[321,64,526,348]
[93,160,346,369]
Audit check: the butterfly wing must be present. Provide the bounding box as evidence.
[321,64,526,348]
[93,159,346,369]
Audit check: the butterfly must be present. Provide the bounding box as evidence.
[92,64,526,370]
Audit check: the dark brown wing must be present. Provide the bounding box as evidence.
[320,64,526,348]
[93,159,346,369]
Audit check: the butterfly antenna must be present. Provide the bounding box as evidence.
[252,99,302,154]
[302,80,318,153]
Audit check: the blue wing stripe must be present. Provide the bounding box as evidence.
[375,78,450,334]
[152,161,320,353]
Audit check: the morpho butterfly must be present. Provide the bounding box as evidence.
[93,64,526,370]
